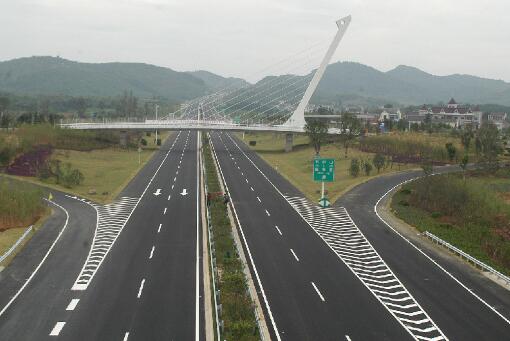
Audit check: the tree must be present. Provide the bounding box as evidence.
[445,142,457,162]
[461,126,474,153]
[460,155,468,181]
[304,119,328,156]
[349,158,360,177]
[339,112,362,158]
[476,122,501,170]
[373,153,385,173]
[363,160,373,176]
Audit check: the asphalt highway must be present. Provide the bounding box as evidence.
[210,131,510,341]
[210,131,413,340]
[0,131,204,341]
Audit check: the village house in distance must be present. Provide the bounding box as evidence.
[406,98,482,129]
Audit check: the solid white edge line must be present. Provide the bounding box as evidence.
[0,199,69,317]
[66,298,80,311]
[209,132,281,341]
[49,321,66,336]
[123,332,129,341]
[311,282,325,302]
[195,131,200,341]
[70,131,183,291]
[149,246,155,259]
[374,177,510,326]
[290,249,300,262]
[137,278,145,298]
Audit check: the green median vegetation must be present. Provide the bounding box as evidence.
[203,134,259,341]
[392,169,510,275]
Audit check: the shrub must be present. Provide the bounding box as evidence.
[363,160,373,176]
[349,158,360,177]
[140,138,147,146]
[249,141,256,146]
[373,153,385,173]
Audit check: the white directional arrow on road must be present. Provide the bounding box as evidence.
[153,189,162,196]
[180,188,188,196]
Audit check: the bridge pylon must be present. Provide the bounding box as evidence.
[283,15,352,129]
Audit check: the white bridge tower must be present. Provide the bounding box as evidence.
[284,15,352,128]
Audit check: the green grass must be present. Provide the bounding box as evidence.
[238,132,417,203]
[203,135,259,341]
[7,132,170,204]
[392,171,510,275]
[0,179,47,229]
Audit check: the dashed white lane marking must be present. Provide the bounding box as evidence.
[137,279,146,298]
[149,246,155,259]
[168,195,171,201]
[163,207,167,214]
[158,223,162,233]
[245,179,249,184]
[257,196,261,203]
[173,177,177,182]
[265,209,270,216]
[311,282,325,302]
[250,186,254,191]
[241,172,244,175]
[275,225,282,235]
[345,336,352,341]
[290,249,300,262]
[172,184,174,190]
[49,322,66,336]
[176,170,179,175]
[123,332,130,341]
[66,298,79,311]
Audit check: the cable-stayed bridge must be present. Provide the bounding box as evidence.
[61,16,351,136]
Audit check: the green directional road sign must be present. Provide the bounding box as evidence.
[313,158,335,182]
[319,197,331,208]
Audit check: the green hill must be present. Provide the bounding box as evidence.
[0,56,208,101]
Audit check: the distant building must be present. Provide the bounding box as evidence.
[379,108,402,121]
[406,98,482,128]
[487,112,509,130]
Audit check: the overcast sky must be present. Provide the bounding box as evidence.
[1,0,509,82]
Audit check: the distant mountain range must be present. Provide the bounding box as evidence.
[1,56,510,107]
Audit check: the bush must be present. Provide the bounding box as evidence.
[249,141,256,146]
[363,160,373,176]
[349,158,360,177]
[373,153,385,173]
[140,138,147,146]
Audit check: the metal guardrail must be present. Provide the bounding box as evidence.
[424,231,510,285]
[0,226,33,264]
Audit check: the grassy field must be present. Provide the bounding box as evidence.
[392,170,510,275]
[238,132,417,203]
[7,132,170,204]
[203,135,259,341]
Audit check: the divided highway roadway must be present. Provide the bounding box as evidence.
[1,128,509,341]
[0,131,204,341]
[209,131,510,341]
